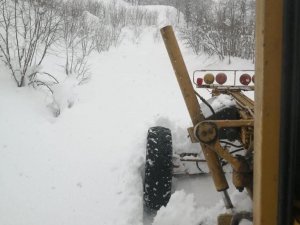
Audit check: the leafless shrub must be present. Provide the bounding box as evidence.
[60,1,90,83]
[126,7,158,27]
[0,0,61,87]
[0,0,159,88]
[180,0,255,62]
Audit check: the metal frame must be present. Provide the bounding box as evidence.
[193,69,255,86]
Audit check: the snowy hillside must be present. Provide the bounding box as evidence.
[0,2,254,225]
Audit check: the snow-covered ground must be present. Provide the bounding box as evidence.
[0,6,254,225]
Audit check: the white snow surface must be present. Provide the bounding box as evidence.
[153,190,252,225]
[0,10,254,225]
[211,94,236,110]
[201,94,237,118]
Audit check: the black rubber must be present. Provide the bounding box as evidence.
[143,126,173,210]
[278,0,300,223]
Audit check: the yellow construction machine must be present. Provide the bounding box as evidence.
[144,0,300,224]
[144,26,255,225]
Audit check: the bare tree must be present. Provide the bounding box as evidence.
[61,1,99,84]
[0,0,61,87]
[180,0,255,62]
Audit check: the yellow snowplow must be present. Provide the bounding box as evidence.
[144,0,300,223]
[160,25,254,224]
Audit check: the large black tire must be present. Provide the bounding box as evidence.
[143,126,173,210]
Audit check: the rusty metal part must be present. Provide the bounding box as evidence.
[189,120,254,144]
[204,140,240,170]
[231,92,254,112]
[232,163,253,193]
[191,118,253,193]
[187,127,200,143]
[161,25,229,194]
[230,212,253,225]
[200,144,229,192]
[228,92,254,149]
[241,126,254,150]
[199,85,254,91]
[218,214,233,225]
[192,120,253,193]
[208,119,254,128]
[206,140,253,193]
[213,119,254,151]
[218,212,253,225]
[194,121,218,144]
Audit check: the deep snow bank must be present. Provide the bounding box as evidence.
[153,190,252,225]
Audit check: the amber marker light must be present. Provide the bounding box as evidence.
[204,73,215,84]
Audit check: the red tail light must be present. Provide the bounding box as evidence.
[197,78,203,86]
[216,73,227,85]
[240,74,251,85]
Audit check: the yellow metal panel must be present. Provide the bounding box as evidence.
[160,26,229,192]
[254,0,283,224]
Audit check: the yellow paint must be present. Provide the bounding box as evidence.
[161,26,229,192]
[254,0,283,224]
